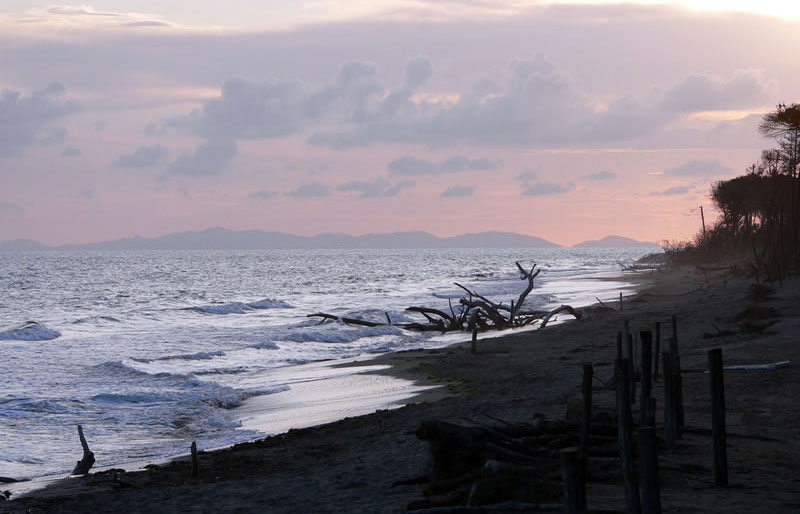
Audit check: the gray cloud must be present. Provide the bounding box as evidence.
[168,139,237,177]
[80,189,95,199]
[0,83,78,158]
[650,185,691,196]
[388,155,501,175]
[62,145,81,157]
[522,181,575,196]
[661,69,775,113]
[114,144,169,168]
[514,170,539,183]
[0,202,23,215]
[286,182,330,197]
[440,185,475,197]
[583,170,616,181]
[663,159,733,177]
[248,190,277,199]
[337,178,415,198]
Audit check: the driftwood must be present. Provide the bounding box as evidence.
[307,262,582,334]
[539,305,582,329]
[71,425,95,475]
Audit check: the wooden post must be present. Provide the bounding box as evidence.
[654,322,661,383]
[615,359,641,514]
[647,398,657,427]
[561,447,587,514]
[640,331,653,426]
[627,333,636,404]
[639,427,662,514]
[471,326,478,354]
[580,364,593,467]
[620,292,624,311]
[662,353,675,450]
[708,349,728,486]
[616,332,623,360]
[191,441,198,479]
[71,425,95,476]
[670,315,684,431]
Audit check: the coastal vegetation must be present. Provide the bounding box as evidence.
[674,104,800,278]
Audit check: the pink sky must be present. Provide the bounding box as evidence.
[1,3,798,246]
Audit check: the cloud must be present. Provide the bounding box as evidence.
[80,189,95,199]
[522,181,575,196]
[663,159,733,177]
[650,185,691,196]
[167,139,237,177]
[583,170,616,181]
[14,6,176,29]
[61,145,81,157]
[661,69,776,113]
[114,144,169,168]
[0,83,78,157]
[307,53,675,149]
[514,170,539,183]
[248,190,277,199]
[388,155,501,175]
[440,185,475,197]
[0,202,23,215]
[337,178,415,198]
[286,182,330,197]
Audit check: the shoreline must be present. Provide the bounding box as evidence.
[8,263,799,512]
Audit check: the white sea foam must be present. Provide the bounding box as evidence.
[188,297,292,315]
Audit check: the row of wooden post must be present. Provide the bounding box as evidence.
[561,315,728,513]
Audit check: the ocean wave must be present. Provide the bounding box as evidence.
[131,350,226,364]
[280,324,403,344]
[187,297,293,315]
[72,315,122,324]
[0,397,83,417]
[0,321,61,341]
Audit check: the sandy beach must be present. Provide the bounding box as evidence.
[3,263,799,513]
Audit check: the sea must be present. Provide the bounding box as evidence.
[0,247,653,481]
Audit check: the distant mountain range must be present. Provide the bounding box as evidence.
[572,235,660,248]
[0,228,659,251]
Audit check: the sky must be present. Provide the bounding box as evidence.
[1,1,799,246]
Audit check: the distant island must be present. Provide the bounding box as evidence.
[572,235,660,248]
[0,228,659,251]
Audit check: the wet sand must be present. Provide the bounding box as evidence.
[4,264,799,513]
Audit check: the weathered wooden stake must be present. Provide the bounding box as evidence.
[709,349,728,486]
[561,447,587,514]
[627,333,636,404]
[647,398,657,427]
[654,322,661,383]
[670,315,685,430]
[620,292,624,311]
[640,331,653,426]
[71,425,95,476]
[639,427,662,514]
[615,359,641,514]
[662,353,675,450]
[191,441,198,479]
[580,364,593,467]
[616,331,623,360]
[470,326,478,354]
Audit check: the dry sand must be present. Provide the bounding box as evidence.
[3,264,800,513]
